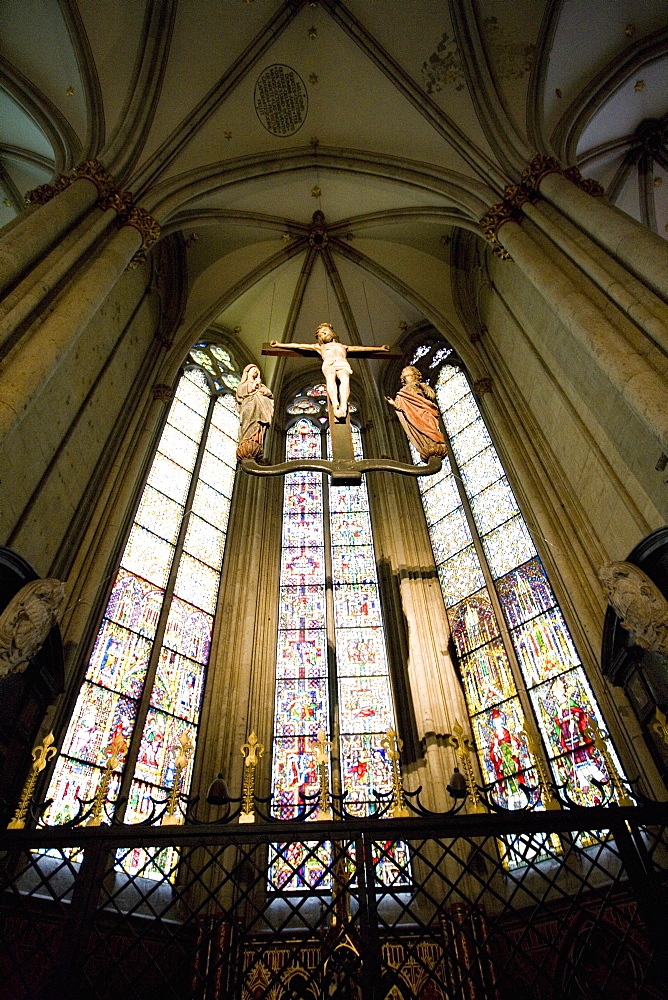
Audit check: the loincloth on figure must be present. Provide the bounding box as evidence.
[322,357,353,377]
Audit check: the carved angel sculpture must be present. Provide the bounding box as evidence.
[0,579,66,678]
[598,561,668,655]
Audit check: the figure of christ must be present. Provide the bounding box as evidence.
[270,323,391,419]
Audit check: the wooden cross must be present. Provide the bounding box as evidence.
[262,337,402,474]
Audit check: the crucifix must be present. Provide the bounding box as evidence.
[240,322,444,484]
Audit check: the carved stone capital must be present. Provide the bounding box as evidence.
[24,174,71,206]
[521,154,562,191]
[153,383,174,403]
[72,159,116,199]
[599,561,668,655]
[563,165,605,197]
[0,579,65,678]
[99,189,134,215]
[479,202,520,260]
[119,205,161,268]
[503,183,538,209]
[472,376,493,396]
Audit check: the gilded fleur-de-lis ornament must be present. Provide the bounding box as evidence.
[8,732,58,830]
[163,731,194,826]
[239,732,264,823]
[445,721,485,813]
[87,731,127,827]
[381,728,408,817]
[314,729,332,820]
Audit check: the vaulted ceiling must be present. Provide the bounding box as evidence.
[1,0,666,384]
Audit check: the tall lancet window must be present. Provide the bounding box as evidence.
[270,385,408,890]
[411,348,625,818]
[45,344,241,876]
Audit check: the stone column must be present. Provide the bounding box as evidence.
[0,161,116,298]
[488,214,668,451]
[0,207,159,450]
[524,157,668,302]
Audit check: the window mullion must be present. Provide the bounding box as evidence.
[114,391,217,817]
[321,428,342,801]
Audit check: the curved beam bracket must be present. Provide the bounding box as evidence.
[241,455,442,485]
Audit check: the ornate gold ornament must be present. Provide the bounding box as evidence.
[311,185,322,198]
[445,721,485,813]
[163,731,194,825]
[73,159,116,199]
[314,729,332,820]
[479,201,518,260]
[502,183,538,209]
[652,708,668,747]
[584,718,632,808]
[87,731,127,827]
[381,728,409,817]
[0,578,65,678]
[521,154,562,192]
[598,561,668,655]
[24,174,71,206]
[239,732,264,823]
[7,732,58,829]
[120,204,162,268]
[152,383,174,403]
[521,727,559,810]
[562,165,605,197]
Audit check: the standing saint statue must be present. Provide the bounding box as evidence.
[235,364,274,460]
[386,366,447,462]
[270,323,391,419]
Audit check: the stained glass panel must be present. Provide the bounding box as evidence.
[163,597,212,664]
[287,419,321,459]
[157,423,199,470]
[459,446,505,497]
[199,451,235,496]
[284,473,322,509]
[279,586,326,629]
[442,392,479,435]
[437,546,486,606]
[211,396,240,438]
[124,778,170,825]
[334,584,383,627]
[151,649,205,723]
[460,640,517,715]
[192,481,230,531]
[339,676,394,733]
[268,842,332,892]
[134,709,196,789]
[481,515,536,578]
[420,476,461,524]
[336,627,388,676]
[436,369,469,411]
[281,547,326,586]
[329,511,373,545]
[340,734,393,814]
[273,737,319,816]
[448,588,499,657]
[511,608,580,686]
[61,682,136,766]
[417,455,452,494]
[167,399,206,442]
[121,525,174,588]
[135,486,183,544]
[274,677,328,736]
[470,698,531,790]
[288,400,320,414]
[206,423,237,461]
[147,453,191,505]
[44,760,120,826]
[209,345,234,370]
[178,372,210,414]
[276,630,327,679]
[470,478,519,535]
[428,507,473,563]
[331,545,376,583]
[106,569,163,638]
[282,511,324,547]
[329,483,368,512]
[450,419,493,467]
[496,558,554,628]
[184,515,225,570]
[306,384,328,398]
[174,553,220,613]
[88,621,151,698]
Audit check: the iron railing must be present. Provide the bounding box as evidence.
[2,802,668,1000]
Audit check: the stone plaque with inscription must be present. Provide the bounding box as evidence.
[254,64,308,137]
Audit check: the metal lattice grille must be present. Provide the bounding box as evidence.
[1,808,667,999]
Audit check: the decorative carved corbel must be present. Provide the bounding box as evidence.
[72,159,116,199]
[479,201,520,260]
[0,579,66,678]
[598,561,668,655]
[521,154,562,192]
[472,376,493,396]
[153,383,175,403]
[121,205,162,268]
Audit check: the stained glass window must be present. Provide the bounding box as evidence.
[414,357,626,826]
[270,396,408,891]
[44,345,241,878]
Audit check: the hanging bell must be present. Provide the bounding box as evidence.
[447,766,467,799]
[206,773,229,806]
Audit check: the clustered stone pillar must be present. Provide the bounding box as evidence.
[479,157,668,452]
